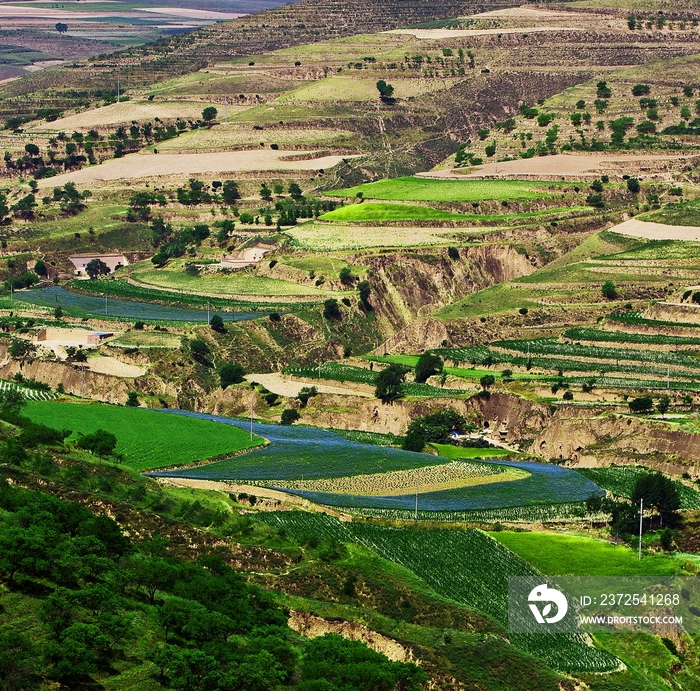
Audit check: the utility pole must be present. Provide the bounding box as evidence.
[250,399,253,441]
[206,301,210,325]
[317,362,321,379]
[638,497,643,560]
[415,480,418,520]
[117,75,120,103]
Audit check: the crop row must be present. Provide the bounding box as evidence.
[350,501,593,523]
[278,459,603,512]
[0,379,58,401]
[495,338,700,370]
[608,311,700,329]
[332,429,404,447]
[263,460,510,496]
[255,512,620,673]
[577,466,700,510]
[563,327,700,347]
[283,362,469,397]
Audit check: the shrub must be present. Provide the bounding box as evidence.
[415,353,443,383]
[629,396,653,413]
[323,298,341,319]
[220,363,245,388]
[601,281,618,300]
[209,314,225,332]
[281,408,300,425]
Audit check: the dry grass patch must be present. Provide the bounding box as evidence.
[38,149,354,186]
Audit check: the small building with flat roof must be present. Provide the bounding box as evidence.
[69,253,128,276]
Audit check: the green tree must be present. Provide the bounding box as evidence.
[631,472,680,523]
[297,386,318,408]
[627,177,640,194]
[0,388,26,420]
[376,80,395,100]
[657,393,670,418]
[85,258,110,279]
[338,266,355,285]
[33,259,47,276]
[479,374,496,389]
[629,395,653,413]
[374,363,408,402]
[77,429,117,460]
[221,180,240,203]
[415,352,443,383]
[323,298,340,320]
[357,280,371,304]
[220,363,245,388]
[201,106,218,123]
[288,182,303,199]
[281,408,300,425]
[209,314,225,332]
[601,280,617,300]
[125,391,140,408]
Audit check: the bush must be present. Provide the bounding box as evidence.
[220,363,245,389]
[601,281,618,300]
[447,246,459,260]
[264,392,279,406]
[627,178,641,194]
[134,321,145,330]
[562,390,574,400]
[209,314,225,332]
[323,298,341,320]
[415,352,443,383]
[281,408,300,425]
[297,386,318,407]
[629,396,653,413]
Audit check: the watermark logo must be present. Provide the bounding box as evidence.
[528,584,568,624]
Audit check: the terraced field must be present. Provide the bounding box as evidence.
[25,401,263,471]
[256,511,620,673]
[577,466,700,510]
[283,361,471,397]
[155,412,603,512]
[329,177,566,202]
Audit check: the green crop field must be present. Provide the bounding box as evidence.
[599,239,700,261]
[24,401,263,471]
[131,263,339,298]
[319,202,470,222]
[563,327,700,347]
[637,200,700,227]
[320,203,589,224]
[328,177,564,202]
[577,466,700,510]
[491,532,682,577]
[283,362,470,397]
[256,512,620,673]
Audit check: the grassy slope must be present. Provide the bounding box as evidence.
[490,531,681,577]
[25,400,263,471]
[434,230,651,319]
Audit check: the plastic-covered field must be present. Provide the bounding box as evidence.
[151,412,604,511]
[17,287,263,323]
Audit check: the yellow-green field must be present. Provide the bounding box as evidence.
[285,222,480,251]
